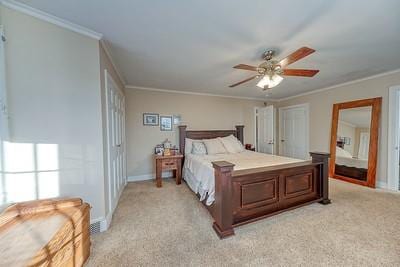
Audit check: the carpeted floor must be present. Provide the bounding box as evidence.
[87,179,400,266]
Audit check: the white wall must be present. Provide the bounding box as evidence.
[126,88,264,178]
[0,6,106,222]
[277,71,400,187]
[337,121,356,155]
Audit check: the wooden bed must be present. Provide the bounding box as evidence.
[335,164,367,181]
[179,125,331,238]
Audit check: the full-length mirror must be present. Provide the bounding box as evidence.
[330,98,382,187]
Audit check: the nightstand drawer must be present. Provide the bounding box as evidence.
[155,153,183,187]
[161,159,177,170]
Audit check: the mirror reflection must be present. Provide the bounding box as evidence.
[335,107,372,181]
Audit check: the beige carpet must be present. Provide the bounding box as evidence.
[87,179,400,266]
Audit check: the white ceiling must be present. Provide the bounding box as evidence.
[339,107,372,128]
[15,0,400,100]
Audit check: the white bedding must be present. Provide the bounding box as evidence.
[336,156,368,169]
[335,146,368,169]
[183,151,304,205]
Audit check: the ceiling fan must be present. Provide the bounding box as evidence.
[229,47,319,90]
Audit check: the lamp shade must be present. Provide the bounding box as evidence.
[256,74,283,89]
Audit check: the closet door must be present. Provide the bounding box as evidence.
[257,106,275,154]
[0,26,8,139]
[106,71,126,214]
[0,26,7,206]
[279,105,309,160]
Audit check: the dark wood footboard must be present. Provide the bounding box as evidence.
[178,125,330,239]
[212,152,330,239]
[335,164,367,181]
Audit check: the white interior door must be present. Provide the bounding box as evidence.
[357,132,370,160]
[257,106,275,154]
[279,105,309,159]
[0,26,8,140]
[106,71,126,213]
[388,86,400,191]
[0,26,6,206]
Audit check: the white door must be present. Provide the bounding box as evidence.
[257,106,275,154]
[106,71,126,213]
[357,132,370,160]
[279,105,309,159]
[388,86,400,191]
[0,26,8,140]
[0,26,7,206]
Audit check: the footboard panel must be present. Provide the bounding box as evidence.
[232,164,321,225]
[211,152,330,238]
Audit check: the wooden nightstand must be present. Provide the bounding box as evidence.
[154,154,183,187]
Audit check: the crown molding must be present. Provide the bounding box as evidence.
[100,39,126,86]
[338,120,356,128]
[126,68,400,103]
[0,0,103,40]
[125,85,276,102]
[277,68,400,102]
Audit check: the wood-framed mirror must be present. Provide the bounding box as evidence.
[329,97,382,188]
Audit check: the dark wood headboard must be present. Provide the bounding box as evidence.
[178,125,244,155]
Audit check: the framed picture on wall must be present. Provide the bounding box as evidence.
[173,115,182,125]
[143,113,159,126]
[344,137,351,145]
[160,116,173,131]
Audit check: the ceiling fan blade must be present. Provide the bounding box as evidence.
[229,75,258,87]
[233,64,258,71]
[282,69,319,77]
[278,47,316,68]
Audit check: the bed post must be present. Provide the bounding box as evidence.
[310,152,331,205]
[178,125,187,155]
[212,161,235,239]
[235,125,244,144]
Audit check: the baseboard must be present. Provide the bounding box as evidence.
[91,181,126,233]
[128,171,173,182]
[103,212,112,231]
[90,213,112,234]
[90,217,106,234]
[376,181,388,189]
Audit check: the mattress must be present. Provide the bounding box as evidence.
[183,151,304,205]
[336,156,368,169]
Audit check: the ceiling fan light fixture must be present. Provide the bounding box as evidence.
[256,74,283,89]
[229,47,318,88]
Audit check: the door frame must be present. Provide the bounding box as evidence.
[254,107,259,151]
[388,85,400,191]
[104,69,127,216]
[278,103,310,159]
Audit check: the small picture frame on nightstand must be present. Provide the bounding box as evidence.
[155,145,164,155]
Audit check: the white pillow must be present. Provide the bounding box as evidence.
[219,135,245,153]
[185,138,194,155]
[203,138,227,154]
[336,146,352,158]
[192,141,207,155]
